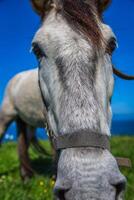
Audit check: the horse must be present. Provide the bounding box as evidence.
[31,0,127,199]
[0,68,50,180]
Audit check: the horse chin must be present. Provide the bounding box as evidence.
[54,148,126,200]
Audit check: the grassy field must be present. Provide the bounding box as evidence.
[0,137,134,200]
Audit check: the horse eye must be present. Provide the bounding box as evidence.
[32,42,47,59]
[106,37,117,55]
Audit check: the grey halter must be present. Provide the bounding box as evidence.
[53,130,110,151]
[51,130,131,168]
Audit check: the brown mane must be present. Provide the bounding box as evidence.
[57,0,104,49]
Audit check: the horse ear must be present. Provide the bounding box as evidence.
[98,0,112,14]
[31,0,47,16]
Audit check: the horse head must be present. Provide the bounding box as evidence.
[31,1,126,199]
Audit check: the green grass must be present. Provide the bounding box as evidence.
[0,137,134,200]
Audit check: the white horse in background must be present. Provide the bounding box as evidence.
[0,68,50,180]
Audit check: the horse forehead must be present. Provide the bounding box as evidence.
[33,11,73,41]
[32,11,94,54]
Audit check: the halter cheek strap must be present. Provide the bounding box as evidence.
[52,130,132,168]
[113,65,134,80]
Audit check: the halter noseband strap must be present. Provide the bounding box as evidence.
[53,130,110,151]
[52,130,132,168]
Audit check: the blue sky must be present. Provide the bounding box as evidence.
[0,0,134,134]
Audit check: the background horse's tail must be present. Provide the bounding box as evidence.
[0,72,24,144]
[26,125,51,157]
[0,78,17,143]
[31,135,51,157]
[0,110,7,143]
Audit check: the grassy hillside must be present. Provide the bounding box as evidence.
[0,137,134,200]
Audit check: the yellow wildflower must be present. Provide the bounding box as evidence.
[44,189,47,193]
[51,180,55,187]
[39,181,44,186]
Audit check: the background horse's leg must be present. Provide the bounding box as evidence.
[17,118,34,181]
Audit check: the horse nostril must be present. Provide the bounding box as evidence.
[54,189,65,200]
[54,188,70,200]
[58,190,66,200]
[113,181,126,200]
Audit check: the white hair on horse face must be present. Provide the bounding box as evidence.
[31,1,126,199]
[33,19,116,136]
